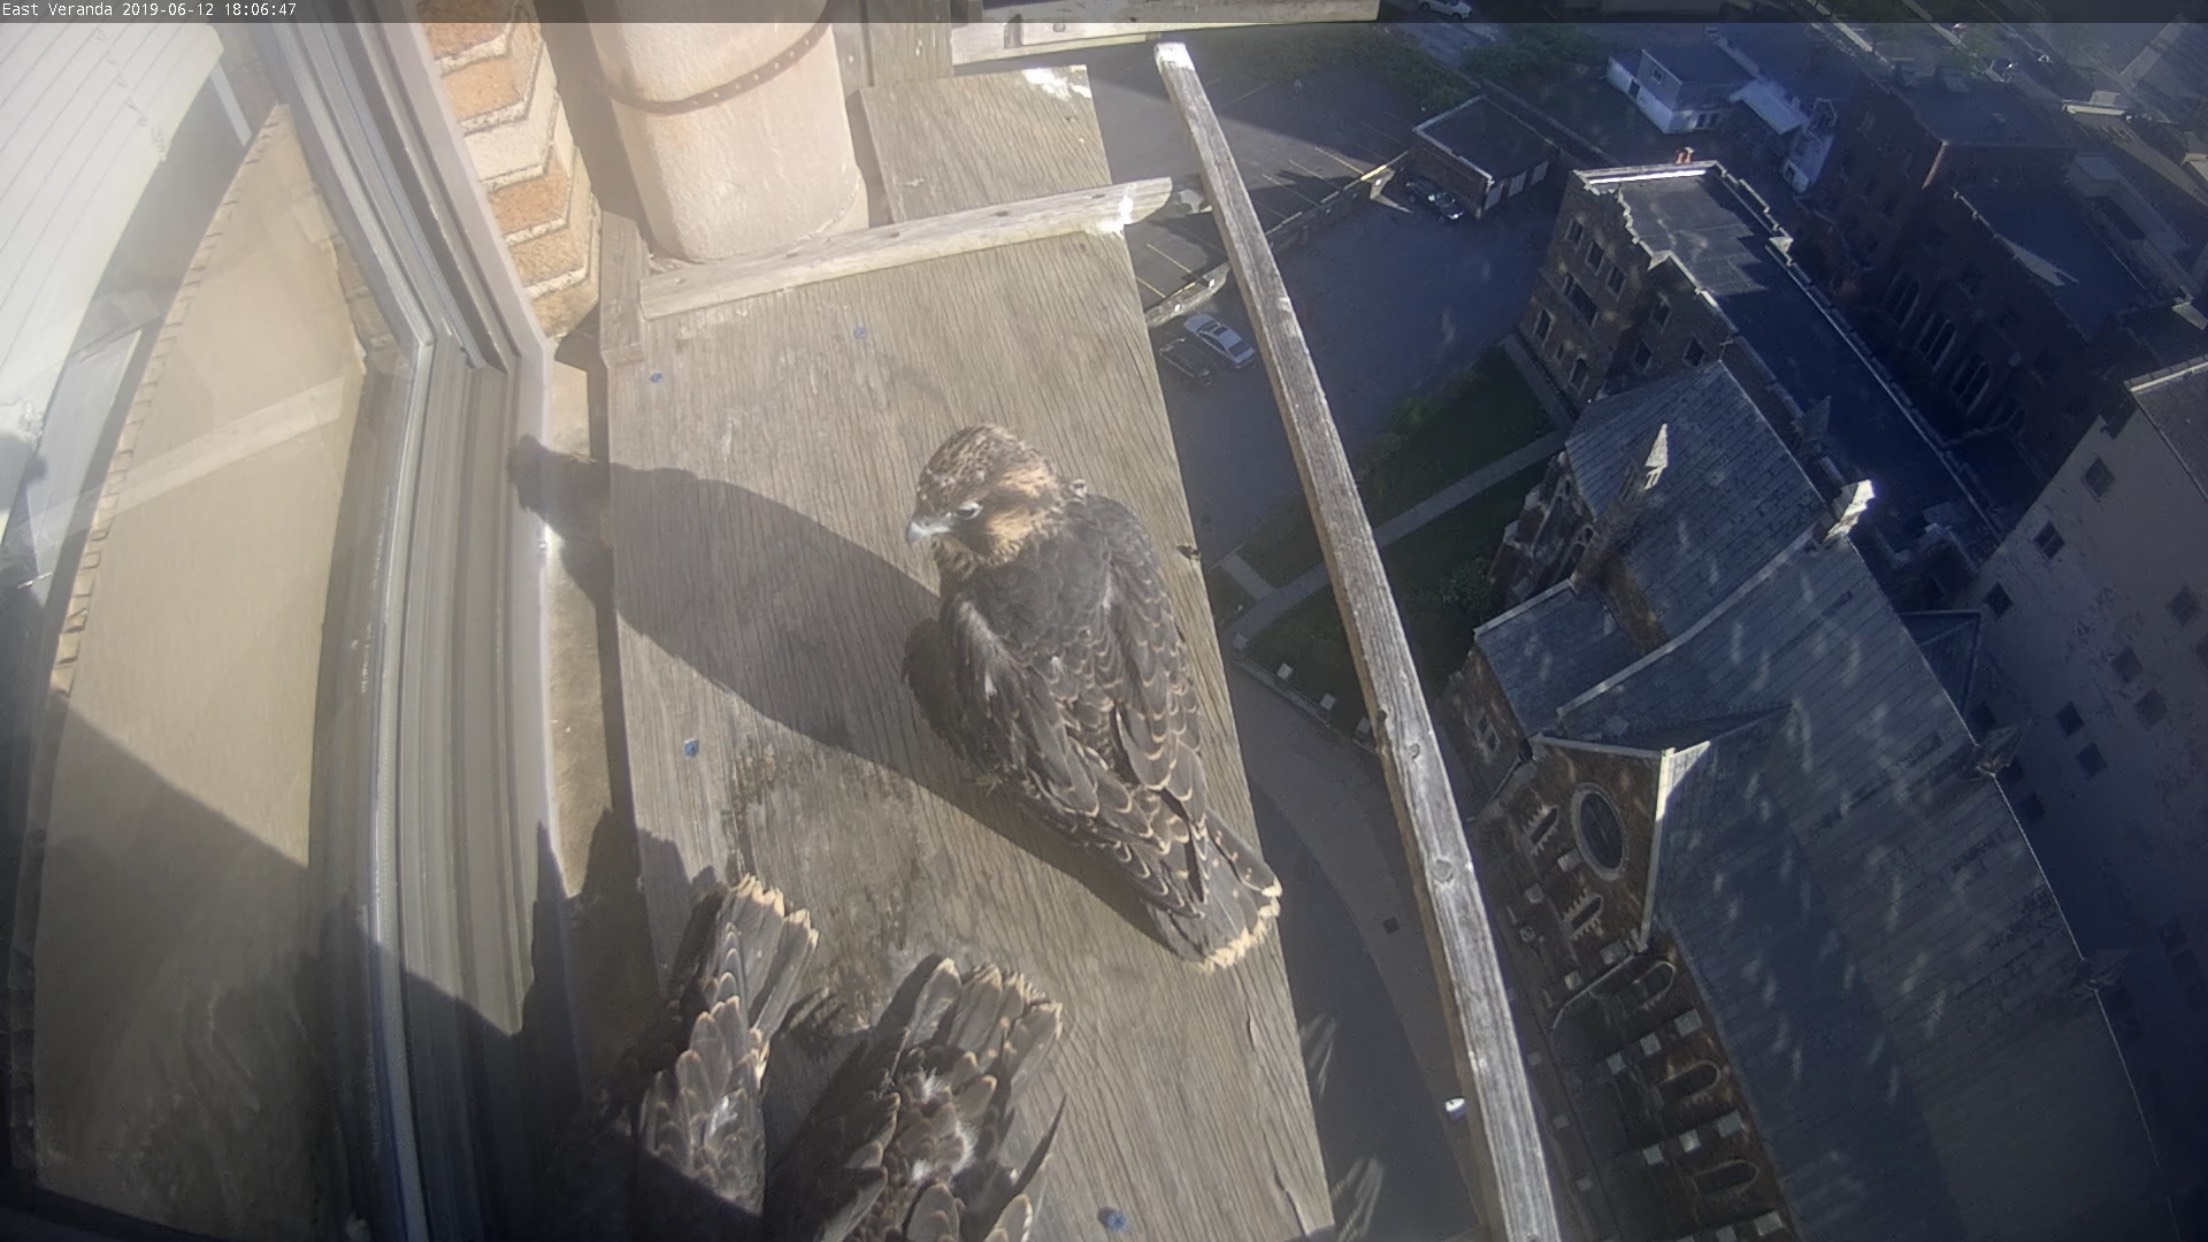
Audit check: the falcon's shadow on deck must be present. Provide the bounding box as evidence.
[507,436,1174,958]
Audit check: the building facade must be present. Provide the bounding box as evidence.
[1964,359,2208,1231]
[1443,363,2172,1242]
[1606,45,1751,136]
[1519,162,1991,603]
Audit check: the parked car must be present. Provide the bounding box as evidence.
[1156,335,1215,387]
[1418,0,1474,17]
[1395,172,1468,223]
[1180,313,1258,369]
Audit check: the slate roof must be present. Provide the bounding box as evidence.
[1568,364,1826,636]
[1900,609,1983,711]
[2128,355,2208,502]
[1550,537,2166,1242]
[1594,167,1989,551]
[1963,185,2157,336]
[1475,582,1638,734]
[1475,353,2167,1241]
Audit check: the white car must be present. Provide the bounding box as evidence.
[1418,0,1474,17]
[1181,312,1258,369]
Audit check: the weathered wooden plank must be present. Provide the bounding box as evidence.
[948,0,1376,65]
[641,175,1206,319]
[599,207,648,368]
[1156,39,1563,1242]
[859,66,1111,219]
[862,0,955,83]
[606,60,1329,1242]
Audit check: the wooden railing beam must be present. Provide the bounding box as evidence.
[1154,39,1563,1242]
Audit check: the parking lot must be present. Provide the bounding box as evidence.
[1032,36,1433,304]
[1006,33,1557,560]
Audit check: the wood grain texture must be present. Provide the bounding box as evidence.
[859,67,1112,220]
[1156,40,1563,1242]
[602,61,1330,1242]
[640,176,1205,320]
[861,0,954,84]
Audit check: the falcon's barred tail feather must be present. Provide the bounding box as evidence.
[1150,814,1282,969]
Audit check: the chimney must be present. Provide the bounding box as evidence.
[1820,480,1874,544]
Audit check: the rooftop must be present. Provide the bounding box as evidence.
[1715,24,1868,106]
[2127,354,2208,502]
[2068,106,2208,246]
[1418,94,1554,177]
[1639,42,1754,89]
[1962,184,2157,335]
[1891,76,2067,150]
[1474,366,2166,1237]
[1586,164,1990,554]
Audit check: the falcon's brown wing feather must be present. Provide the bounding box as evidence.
[767,960,1060,1242]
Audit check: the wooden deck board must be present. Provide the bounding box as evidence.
[859,66,1112,220]
[604,63,1331,1242]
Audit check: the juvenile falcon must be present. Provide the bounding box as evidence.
[532,875,1059,1242]
[901,424,1282,967]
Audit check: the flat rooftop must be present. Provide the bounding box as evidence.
[1963,184,2156,335]
[1420,95,1553,175]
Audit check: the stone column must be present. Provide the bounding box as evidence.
[590,1,867,261]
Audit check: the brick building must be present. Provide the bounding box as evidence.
[1519,162,1991,603]
[1442,363,2172,1242]
[1797,72,2071,304]
[1411,95,1559,220]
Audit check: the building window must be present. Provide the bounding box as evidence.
[1574,786,1627,876]
[1606,266,1626,295]
[1960,261,1985,292]
[1884,272,1921,321]
[2138,692,2169,726]
[1568,217,1586,244]
[1918,313,1956,366]
[1570,355,1589,387]
[1994,306,2019,334]
[1969,703,1997,733]
[1630,960,1677,1007]
[2113,645,2143,682]
[1652,296,1671,328]
[2018,793,2046,823]
[2084,457,2116,498]
[1587,240,1606,270]
[1633,341,1652,370]
[1951,355,1991,406]
[2077,744,2107,778]
[1661,1061,1721,1105]
[2000,758,2026,785]
[2033,522,2065,559]
[1984,584,2013,617]
[1564,275,1598,324]
[2056,702,2085,735]
[2171,587,2200,625]
[1568,894,1604,933]
[1684,339,1708,366]
[1534,307,1554,342]
[1696,1161,1760,1196]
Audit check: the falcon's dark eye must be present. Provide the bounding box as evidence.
[955,501,983,520]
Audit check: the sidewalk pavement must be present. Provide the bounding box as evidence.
[1226,432,1563,641]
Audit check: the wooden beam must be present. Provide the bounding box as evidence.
[1153,39,1564,1242]
[948,0,1375,65]
[640,174,1206,319]
[863,0,954,83]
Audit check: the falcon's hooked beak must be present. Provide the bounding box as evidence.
[906,515,952,546]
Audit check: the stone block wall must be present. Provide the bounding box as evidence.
[426,5,601,339]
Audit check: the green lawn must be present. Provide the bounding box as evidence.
[1236,348,1551,585]
[1245,461,1549,727]
[1204,563,1256,629]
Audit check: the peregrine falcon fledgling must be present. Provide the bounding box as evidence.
[532,876,1058,1242]
[901,425,1282,967]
